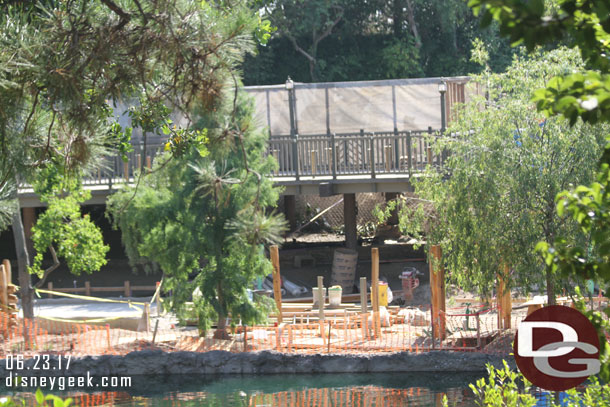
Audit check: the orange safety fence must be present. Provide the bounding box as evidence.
[1,304,514,358]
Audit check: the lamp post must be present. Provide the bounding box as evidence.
[438,80,447,134]
[286,77,299,180]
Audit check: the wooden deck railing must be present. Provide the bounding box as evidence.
[20,128,446,190]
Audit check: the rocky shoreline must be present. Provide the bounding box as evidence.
[0,350,514,377]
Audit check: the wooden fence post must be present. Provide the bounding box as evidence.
[0,264,7,310]
[429,245,446,341]
[318,275,325,338]
[48,282,53,298]
[85,281,91,297]
[124,281,131,297]
[3,260,10,285]
[371,248,380,338]
[497,264,512,330]
[270,245,283,323]
[360,277,367,339]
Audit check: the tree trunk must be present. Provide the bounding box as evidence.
[393,0,404,37]
[13,207,33,318]
[405,0,422,48]
[214,314,230,339]
[213,277,230,339]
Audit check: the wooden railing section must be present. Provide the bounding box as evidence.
[0,259,18,328]
[17,128,446,190]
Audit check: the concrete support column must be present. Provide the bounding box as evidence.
[344,193,357,251]
[284,195,297,232]
[22,207,36,263]
[385,192,399,225]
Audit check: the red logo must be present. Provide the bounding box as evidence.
[514,305,600,391]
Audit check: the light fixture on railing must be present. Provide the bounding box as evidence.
[285,76,294,90]
[438,80,447,94]
[439,79,447,133]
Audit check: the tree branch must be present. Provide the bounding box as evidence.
[312,6,343,49]
[284,32,316,63]
[34,245,60,289]
[131,0,148,23]
[99,0,131,28]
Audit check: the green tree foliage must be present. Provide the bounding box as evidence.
[244,0,516,84]
[1,389,73,407]
[457,361,610,406]
[469,0,610,380]
[0,0,268,317]
[28,167,109,288]
[107,91,286,337]
[395,48,607,300]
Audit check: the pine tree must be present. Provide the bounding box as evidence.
[107,90,286,337]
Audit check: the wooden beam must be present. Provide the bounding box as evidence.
[0,264,7,309]
[3,259,11,285]
[344,193,357,251]
[317,276,325,320]
[498,264,512,329]
[318,275,325,338]
[270,245,283,323]
[360,276,367,339]
[371,247,380,337]
[429,245,446,341]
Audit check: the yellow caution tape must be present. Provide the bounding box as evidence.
[35,288,147,306]
[37,315,135,324]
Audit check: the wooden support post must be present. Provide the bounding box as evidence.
[385,145,391,172]
[137,154,142,172]
[85,281,91,297]
[47,282,53,299]
[317,276,325,317]
[152,319,159,345]
[344,193,357,251]
[0,264,7,310]
[146,156,152,170]
[272,150,279,175]
[284,195,297,232]
[371,248,380,338]
[497,265,512,330]
[270,245,283,323]
[310,150,317,177]
[427,146,433,166]
[429,245,446,341]
[318,275,325,338]
[3,260,10,285]
[360,277,367,339]
[139,303,150,332]
[124,281,131,297]
[123,162,129,182]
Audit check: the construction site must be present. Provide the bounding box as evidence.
[1,239,580,359]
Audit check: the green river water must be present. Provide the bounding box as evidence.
[1,372,482,407]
